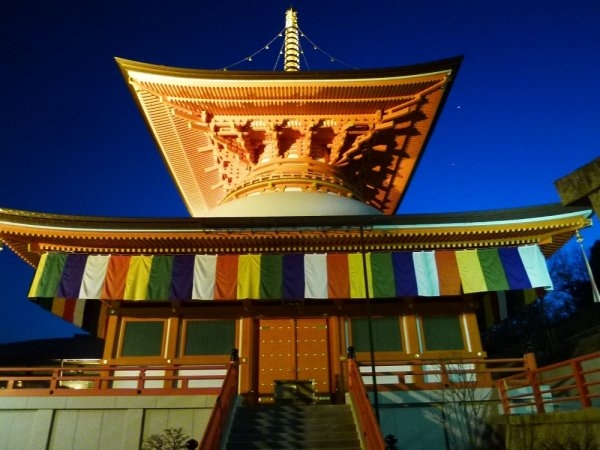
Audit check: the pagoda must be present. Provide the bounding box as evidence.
[0,8,594,450]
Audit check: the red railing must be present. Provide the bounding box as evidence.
[354,356,532,392]
[198,361,239,450]
[497,351,600,414]
[0,363,229,396]
[347,359,386,450]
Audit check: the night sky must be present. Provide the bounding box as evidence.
[1,0,599,343]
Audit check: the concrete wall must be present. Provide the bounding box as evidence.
[370,388,501,450]
[0,395,216,450]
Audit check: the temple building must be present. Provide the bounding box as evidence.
[0,8,595,450]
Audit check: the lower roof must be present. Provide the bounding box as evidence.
[0,204,593,267]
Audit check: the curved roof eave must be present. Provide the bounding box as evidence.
[0,204,593,268]
[115,56,463,82]
[0,203,591,232]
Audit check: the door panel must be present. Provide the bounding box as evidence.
[258,319,295,395]
[258,318,330,396]
[296,318,330,394]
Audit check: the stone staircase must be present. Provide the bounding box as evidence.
[223,403,362,449]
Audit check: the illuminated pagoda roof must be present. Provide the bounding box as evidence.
[116,24,460,217]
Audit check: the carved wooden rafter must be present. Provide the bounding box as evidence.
[142,80,432,203]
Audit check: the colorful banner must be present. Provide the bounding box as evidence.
[29,246,552,303]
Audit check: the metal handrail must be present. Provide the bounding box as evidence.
[347,358,386,450]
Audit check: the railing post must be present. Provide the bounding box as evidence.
[100,365,111,390]
[477,358,492,386]
[440,362,450,387]
[523,352,537,371]
[50,368,59,393]
[528,369,545,414]
[523,353,545,413]
[138,367,145,392]
[572,359,592,408]
[497,379,511,415]
[347,345,355,360]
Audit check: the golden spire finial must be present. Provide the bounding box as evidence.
[284,7,300,71]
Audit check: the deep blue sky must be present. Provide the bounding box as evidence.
[1,0,598,343]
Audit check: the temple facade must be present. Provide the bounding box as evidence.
[0,8,595,450]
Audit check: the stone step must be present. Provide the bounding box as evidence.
[227,430,358,440]
[233,405,353,418]
[235,404,351,412]
[231,414,355,424]
[229,423,359,434]
[224,403,361,450]
[225,439,361,449]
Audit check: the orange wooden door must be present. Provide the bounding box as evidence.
[296,318,330,394]
[258,319,296,395]
[258,318,330,396]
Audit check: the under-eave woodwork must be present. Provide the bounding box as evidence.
[117,57,462,216]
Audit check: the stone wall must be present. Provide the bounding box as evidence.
[555,157,600,217]
[505,408,600,449]
[504,355,600,449]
